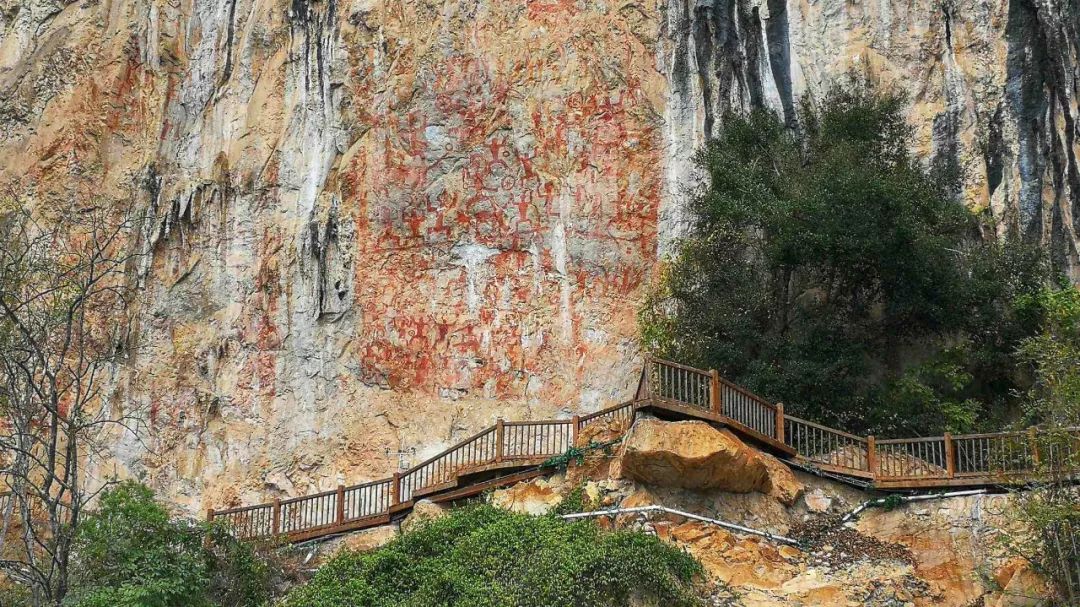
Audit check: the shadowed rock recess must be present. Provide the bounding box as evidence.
[0,0,1078,517]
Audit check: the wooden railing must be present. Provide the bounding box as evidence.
[718,377,778,439]
[875,437,949,480]
[643,358,712,409]
[210,401,635,540]
[211,357,1080,541]
[784,415,870,476]
[579,401,636,430]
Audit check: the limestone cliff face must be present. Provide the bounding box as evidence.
[0,0,1077,511]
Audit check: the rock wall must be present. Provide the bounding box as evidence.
[486,419,1056,606]
[0,0,1078,512]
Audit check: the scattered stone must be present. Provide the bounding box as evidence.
[779,545,802,560]
[790,515,914,567]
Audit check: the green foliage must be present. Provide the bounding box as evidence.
[64,481,274,607]
[542,439,620,471]
[280,504,703,607]
[878,356,981,434]
[641,80,1054,435]
[1017,287,1080,428]
[877,494,905,512]
[0,582,34,607]
[551,485,596,516]
[1007,287,1080,598]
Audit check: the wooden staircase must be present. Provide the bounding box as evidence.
[209,357,1080,543]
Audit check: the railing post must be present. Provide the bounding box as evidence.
[775,403,785,443]
[867,436,877,478]
[336,485,346,525]
[944,433,955,478]
[392,473,401,506]
[206,508,215,522]
[571,415,580,445]
[495,418,505,463]
[271,499,281,536]
[709,369,721,415]
[643,355,653,400]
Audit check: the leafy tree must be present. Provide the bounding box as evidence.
[63,482,274,607]
[1017,287,1080,429]
[641,83,1052,435]
[280,504,703,607]
[1008,287,1080,601]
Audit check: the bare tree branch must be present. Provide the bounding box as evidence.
[0,203,144,605]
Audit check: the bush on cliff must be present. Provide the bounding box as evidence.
[279,504,703,607]
[640,81,1055,436]
[64,482,275,607]
[1009,286,1080,598]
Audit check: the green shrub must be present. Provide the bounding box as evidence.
[551,485,595,516]
[1010,287,1080,600]
[0,582,34,607]
[640,80,1054,436]
[1017,286,1080,429]
[64,481,275,607]
[280,504,703,607]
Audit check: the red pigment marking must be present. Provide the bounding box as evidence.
[340,18,661,401]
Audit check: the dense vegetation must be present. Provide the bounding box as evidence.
[1,485,701,607]
[640,83,1058,436]
[1012,288,1080,593]
[63,482,276,607]
[280,504,703,607]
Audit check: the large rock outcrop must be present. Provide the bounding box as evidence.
[618,419,803,504]
[485,445,1057,606]
[1,0,1078,512]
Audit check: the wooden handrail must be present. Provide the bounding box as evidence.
[214,502,273,517]
[716,375,777,412]
[579,401,635,423]
[401,425,498,477]
[876,436,949,445]
[279,487,338,506]
[210,358,1080,542]
[784,414,867,443]
[645,357,712,375]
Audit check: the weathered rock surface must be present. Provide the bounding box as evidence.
[325,524,399,555]
[399,499,447,534]
[1,0,1078,514]
[618,419,802,502]
[566,416,632,485]
[802,488,833,514]
[856,494,1055,607]
[490,476,567,516]
[491,426,1057,606]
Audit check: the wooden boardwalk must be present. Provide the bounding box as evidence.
[210,358,1080,543]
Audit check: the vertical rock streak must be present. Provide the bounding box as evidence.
[659,0,1080,274]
